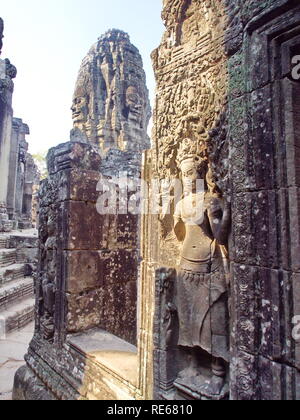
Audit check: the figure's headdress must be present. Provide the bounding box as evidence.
[176,138,208,167]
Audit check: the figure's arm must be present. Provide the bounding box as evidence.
[174,202,185,242]
[208,197,231,245]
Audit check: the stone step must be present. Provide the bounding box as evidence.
[8,232,38,250]
[0,264,27,286]
[0,249,17,267]
[0,236,8,248]
[0,277,34,310]
[0,297,35,334]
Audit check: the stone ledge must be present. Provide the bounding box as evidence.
[0,264,26,285]
[1,297,35,334]
[0,277,34,310]
[68,329,138,387]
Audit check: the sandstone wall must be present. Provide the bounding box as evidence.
[150,0,300,400]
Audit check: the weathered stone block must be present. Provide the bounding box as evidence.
[153,349,179,395]
[66,288,104,333]
[229,97,250,192]
[282,79,300,188]
[233,191,279,267]
[60,201,104,250]
[278,188,291,271]
[47,142,101,175]
[250,85,275,191]
[258,268,281,361]
[241,0,283,25]
[253,191,278,268]
[293,273,300,371]
[117,214,139,248]
[289,187,300,272]
[101,280,137,345]
[232,263,257,354]
[64,251,104,294]
[247,30,269,91]
[9,234,38,249]
[55,169,101,203]
[69,169,101,202]
[228,48,246,100]
[296,369,300,400]
[281,270,294,365]
[230,351,257,400]
[64,245,138,342]
[258,357,282,400]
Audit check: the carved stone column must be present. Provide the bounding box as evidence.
[6,118,30,227]
[0,51,17,231]
[0,18,17,231]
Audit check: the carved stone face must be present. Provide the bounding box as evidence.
[71,96,89,124]
[180,158,207,193]
[181,159,198,188]
[126,86,143,125]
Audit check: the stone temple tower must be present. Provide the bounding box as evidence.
[71,29,151,154]
[13,29,151,400]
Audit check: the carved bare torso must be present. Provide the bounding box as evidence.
[173,191,229,362]
[182,223,216,262]
[174,193,220,264]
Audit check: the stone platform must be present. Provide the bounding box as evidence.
[0,322,34,400]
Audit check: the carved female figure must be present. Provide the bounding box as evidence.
[174,138,231,397]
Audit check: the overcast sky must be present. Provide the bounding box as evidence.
[0,0,165,154]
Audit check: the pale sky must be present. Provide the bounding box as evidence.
[0,0,165,154]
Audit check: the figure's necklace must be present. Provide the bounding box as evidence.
[186,192,204,208]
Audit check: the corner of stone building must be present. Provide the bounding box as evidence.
[13,365,56,401]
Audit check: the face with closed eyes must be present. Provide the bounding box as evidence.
[126,86,144,125]
[180,159,199,194]
[71,96,89,124]
[180,157,207,194]
[181,159,198,183]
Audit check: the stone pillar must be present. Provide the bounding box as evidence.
[150,0,230,401]
[227,0,300,401]
[6,118,29,226]
[0,18,17,232]
[14,138,27,221]
[19,152,39,229]
[37,142,102,346]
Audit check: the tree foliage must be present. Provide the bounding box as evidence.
[32,151,48,180]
